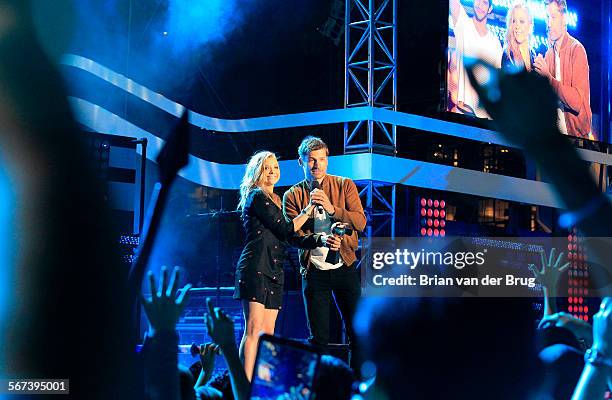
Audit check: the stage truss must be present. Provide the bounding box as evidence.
[345,0,398,239]
[344,0,397,155]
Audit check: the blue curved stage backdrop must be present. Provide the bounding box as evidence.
[61,54,612,208]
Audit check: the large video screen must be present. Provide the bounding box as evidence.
[445,0,605,141]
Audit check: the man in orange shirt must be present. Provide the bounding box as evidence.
[534,0,592,139]
[283,136,366,371]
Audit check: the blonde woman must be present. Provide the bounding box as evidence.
[233,151,328,380]
[502,2,535,71]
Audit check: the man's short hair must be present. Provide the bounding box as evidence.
[545,0,568,14]
[298,136,329,159]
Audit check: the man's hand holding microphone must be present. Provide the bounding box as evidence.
[310,187,335,215]
[309,183,343,252]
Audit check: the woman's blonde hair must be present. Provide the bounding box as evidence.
[237,151,277,211]
[504,1,534,66]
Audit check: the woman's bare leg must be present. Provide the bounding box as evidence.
[239,300,265,381]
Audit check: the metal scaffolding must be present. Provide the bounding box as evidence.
[355,180,396,270]
[344,0,397,154]
[356,180,396,238]
[345,0,397,240]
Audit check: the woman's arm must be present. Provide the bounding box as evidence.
[250,190,313,240]
[291,203,314,232]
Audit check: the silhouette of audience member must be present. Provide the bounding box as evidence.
[204,298,357,400]
[529,248,571,320]
[0,1,137,398]
[205,298,250,400]
[531,248,592,350]
[179,364,196,400]
[193,342,221,389]
[140,266,192,400]
[314,355,354,400]
[464,55,612,399]
[465,59,612,292]
[354,298,538,399]
[572,297,612,399]
[190,343,225,399]
[529,249,590,398]
[206,370,234,400]
[195,385,224,400]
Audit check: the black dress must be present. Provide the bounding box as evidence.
[501,47,537,72]
[233,188,320,309]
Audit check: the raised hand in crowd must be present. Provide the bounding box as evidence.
[141,266,192,336]
[465,59,612,296]
[530,248,570,294]
[529,248,570,316]
[205,298,250,400]
[464,59,611,219]
[140,266,192,400]
[195,343,221,389]
[572,297,612,399]
[465,58,559,151]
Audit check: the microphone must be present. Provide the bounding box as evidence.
[310,180,325,214]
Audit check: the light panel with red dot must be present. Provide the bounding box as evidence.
[567,228,590,322]
[419,197,446,237]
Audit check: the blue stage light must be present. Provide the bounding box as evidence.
[163,0,256,53]
[0,161,15,351]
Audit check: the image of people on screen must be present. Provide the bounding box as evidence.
[446,0,595,141]
[502,2,536,71]
[449,0,503,119]
[534,0,592,139]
